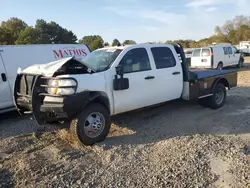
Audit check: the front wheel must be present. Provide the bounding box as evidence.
[208,83,226,109]
[70,103,111,145]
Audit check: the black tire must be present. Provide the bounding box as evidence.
[70,103,111,146]
[216,62,223,70]
[208,83,226,109]
[198,97,209,107]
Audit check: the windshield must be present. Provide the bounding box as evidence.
[80,49,122,72]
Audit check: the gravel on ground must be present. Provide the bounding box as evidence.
[1,65,250,188]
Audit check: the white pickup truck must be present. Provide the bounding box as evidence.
[14,43,238,145]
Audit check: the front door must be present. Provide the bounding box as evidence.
[112,47,157,114]
[223,47,233,66]
[232,46,240,65]
[0,53,13,110]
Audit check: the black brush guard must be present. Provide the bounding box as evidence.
[14,73,78,125]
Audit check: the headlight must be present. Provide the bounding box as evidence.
[46,79,77,95]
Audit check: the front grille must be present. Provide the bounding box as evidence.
[14,73,42,113]
[19,74,37,96]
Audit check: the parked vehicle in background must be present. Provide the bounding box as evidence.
[190,43,244,70]
[184,49,193,67]
[0,44,91,113]
[239,41,250,56]
[14,43,238,145]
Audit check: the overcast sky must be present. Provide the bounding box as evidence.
[1,0,249,43]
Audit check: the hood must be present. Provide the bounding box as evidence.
[20,57,92,76]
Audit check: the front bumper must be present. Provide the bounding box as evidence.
[14,73,88,125]
[40,92,89,121]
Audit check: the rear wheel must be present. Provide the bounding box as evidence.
[216,62,223,70]
[70,103,111,145]
[207,83,226,109]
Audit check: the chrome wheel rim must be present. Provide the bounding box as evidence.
[215,88,224,105]
[83,112,105,138]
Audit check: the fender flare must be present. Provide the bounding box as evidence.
[85,91,111,114]
[211,77,230,92]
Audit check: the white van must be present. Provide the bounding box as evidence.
[190,44,243,69]
[0,44,91,113]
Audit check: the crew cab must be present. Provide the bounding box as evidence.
[13,44,238,145]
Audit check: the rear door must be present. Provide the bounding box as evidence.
[223,47,233,66]
[232,47,240,65]
[191,48,211,68]
[0,52,13,110]
[149,46,183,102]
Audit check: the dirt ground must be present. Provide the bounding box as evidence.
[1,61,250,188]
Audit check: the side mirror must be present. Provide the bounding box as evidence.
[113,65,129,90]
[115,65,124,76]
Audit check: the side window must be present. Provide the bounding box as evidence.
[228,47,232,54]
[151,47,176,69]
[223,47,229,55]
[120,48,151,73]
[201,48,210,56]
[192,49,201,57]
[232,47,237,54]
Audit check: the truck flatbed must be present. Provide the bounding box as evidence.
[190,69,237,79]
[190,70,237,79]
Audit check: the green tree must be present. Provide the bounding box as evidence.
[79,35,104,50]
[112,39,121,46]
[104,42,110,46]
[90,38,104,51]
[79,35,103,46]
[234,25,250,43]
[0,27,13,45]
[15,27,41,44]
[35,19,77,44]
[214,15,250,44]
[123,40,136,45]
[0,17,28,44]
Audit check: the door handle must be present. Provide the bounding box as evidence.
[172,72,180,75]
[144,76,155,80]
[1,73,7,82]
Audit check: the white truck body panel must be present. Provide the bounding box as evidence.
[190,45,240,69]
[0,44,90,112]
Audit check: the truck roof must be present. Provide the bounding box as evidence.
[97,43,176,51]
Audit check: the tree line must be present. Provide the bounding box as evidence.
[1,15,250,51]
